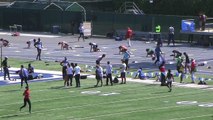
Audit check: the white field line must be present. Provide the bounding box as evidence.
[0,32,61,38]
[169,114,213,120]
[74,105,185,120]
[0,86,165,107]
[0,91,205,118]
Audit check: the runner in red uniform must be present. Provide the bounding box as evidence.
[20,86,31,113]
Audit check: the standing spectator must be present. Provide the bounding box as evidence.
[20,65,29,88]
[199,12,207,31]
[123,51,130,70]
[70,63,75,69]
[190,59,197,83]
[27,63,34,80]
[96,54,106,65]
[1,56,10,80]
[168,26,175,46]
[183,52,190,74]
[154,44,162,65]
[60,57,69,86]
[125,27,133,47]
[106,61,113,86]
[166,69,174,92]
[20,86,31,113]
[120,60,127,84]
[74,63,81,87]
[155,25,162,46]
[66,63,73,86]
[159,60,166,86]
[78,23,85,42]
[71,21,75,35]
[176,55,183,73]
[34,38,42,61]
[188,34,194,44]
[95,65,103,87]
[179,62,185,83]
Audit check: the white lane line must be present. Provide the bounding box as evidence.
[0,32,61,38]
[169,114,213,120]
[75,105,184,120]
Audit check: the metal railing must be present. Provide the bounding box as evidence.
[118,2,144,15]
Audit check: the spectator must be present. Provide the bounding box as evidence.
[1,56,10,80]
[190,59,197,83]
[27,63,34,80]
[74,63,81,87]
[95,65,103,87]
[166,69,174,92]
[154,44,162,65]
[199,12,207,31]
[106,61,113,86]
[123,51,130,70]
[78,23,85,42]
[183,52,190,74]
[20,65,29,88]
[159,60,166,86]
[179,62,185,83]
[34,38,43,61]
[120,60,127,84]
[66,63,73,86]
[60,57,69,85]
[168,26,175,46]
[125,27,133,47]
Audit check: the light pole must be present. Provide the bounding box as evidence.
[149,0,155,32]
[0,42,3,73]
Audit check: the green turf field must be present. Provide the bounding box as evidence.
[0,79,212,120]
[0,58,212,120]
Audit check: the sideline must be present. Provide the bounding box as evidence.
[1,68,212,90]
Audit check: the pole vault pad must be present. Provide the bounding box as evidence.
[0,68,62,86]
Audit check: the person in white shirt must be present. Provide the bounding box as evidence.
[95,65,103,87]
[34,38,43,61]
[120,60,127,84]
[78,23,85,42]
[66,63,73,86]
[106,61,113,86]
[74,63,81,87]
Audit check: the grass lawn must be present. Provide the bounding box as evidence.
[0,79,213,120]
[0,58,212,120]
